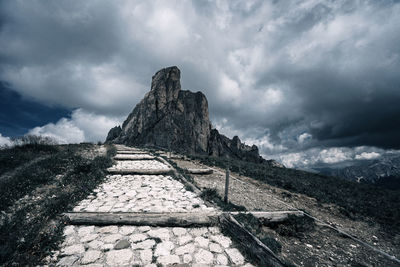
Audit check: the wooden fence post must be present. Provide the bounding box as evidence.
[224,166,230,203]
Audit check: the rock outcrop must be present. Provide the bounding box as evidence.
[106,66,271,164]
[208,129,265,163]
[105,126,122,143]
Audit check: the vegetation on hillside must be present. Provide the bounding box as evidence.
[0,143,115,266]
[191,155,400,231]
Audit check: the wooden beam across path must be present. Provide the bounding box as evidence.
[184,168,213,175]
[64,212,219,227]
[114,155,155,160]
[64,211,303,226]
[116,150,149,154]
[107,168,173,175]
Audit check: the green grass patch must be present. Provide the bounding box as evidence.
[0,144,114,266]
[0,144,58,176]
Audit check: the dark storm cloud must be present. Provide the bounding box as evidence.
[0,0,399,161]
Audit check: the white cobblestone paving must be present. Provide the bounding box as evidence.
[55,147,251,266]
[73,174,213,213]
[111,159,170,170]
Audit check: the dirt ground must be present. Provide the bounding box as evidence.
[171,157,400,267]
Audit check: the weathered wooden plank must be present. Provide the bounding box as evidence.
[114,155,155,160]
[107,168,173,175]
[184,168,213,175]
[64,212,219,227]
[232,210,304,224]
[116,150,148,154]
[219,213,286,267]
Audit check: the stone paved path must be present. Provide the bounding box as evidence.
[55,145,252,266]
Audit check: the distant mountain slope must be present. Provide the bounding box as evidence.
[314,154,400,189]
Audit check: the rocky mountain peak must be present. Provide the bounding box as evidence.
[106,66,275,165]
[150,66,181,106]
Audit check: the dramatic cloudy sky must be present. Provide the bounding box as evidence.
[1,0,400,168]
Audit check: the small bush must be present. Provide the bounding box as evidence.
[266,214,315,238]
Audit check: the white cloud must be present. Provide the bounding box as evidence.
[297,132,312,144]
[355,151,380,160]
[0,133,13,147]
[319,148,352,164]
[275,146,384,168]
[218,73,242,105]
[28,109,124,144]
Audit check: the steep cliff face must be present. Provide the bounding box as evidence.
[110,66,210,154]
[106,66,271,164]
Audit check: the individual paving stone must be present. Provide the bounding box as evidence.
[130,233,148,243]
[157,255,180,265]
[226,248,245,265]
[57,255,79,266]
[211,235,232,248]
[97,225,119,234]
[194,249,214,264]
[155,241,175,256]
[148,228,170,240]
[87,240,104,250]
[172,227,187,236]
[120,226,136,235]
[140,249,153,264]
[106,249,133,265]
[216,253,228,265]
[81,250,101,264]
[195,236,209,248]
[102,233,122,243]
[175,243,195,255]
[132,239,156,250]
[183,254,192,263]
[190,228,208,236]
[138,226,151,232]
[114,239,131,249]
[78,226,95,237]
[62,244,85,255]
[178,235,193,245]
[210,242,223,253]
[63,225,75,236]
[81,234,99,243]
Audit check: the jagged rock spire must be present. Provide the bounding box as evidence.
[106,66,267,164]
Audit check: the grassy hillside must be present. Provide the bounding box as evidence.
[192,155,400,232]
[0,143,115,266]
